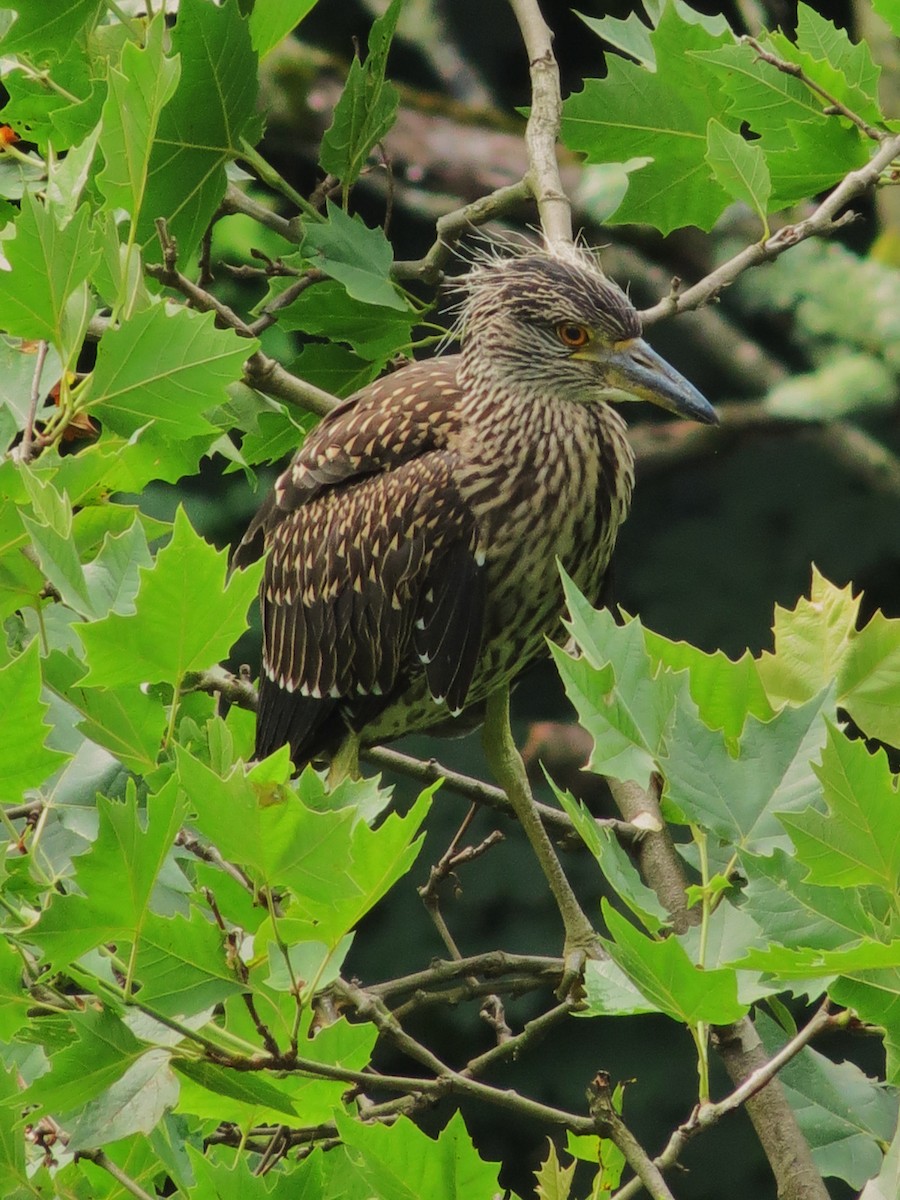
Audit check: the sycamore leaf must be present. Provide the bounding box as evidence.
[663,685,831,855]
[64,1048,179,1153]
[79,507,262,691]
[552,592,681,789]
[780,726,900,893]
[759,568,900,748]
[319,0,402,193]
[302,201,407,310]
[0,194,99,352]
[137,0,261,258]
[21,1006,148,1118]
[705,118,771,232]
[560,5,733,232]
[0,0,102,56]
[741,849,880,951]
[601,903,747,1025]
[277,278,415,359]
[0,640,69,805]
[249,0,319,57]
[31,779,186,967]
[551,778,668,933]
[335,1110,501,1200]
[757,1010,898,1189]
[85,304,256,439]
[97,16,181,226]
[535,1139,576,1200]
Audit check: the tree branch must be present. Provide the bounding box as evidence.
[507,0,573,247]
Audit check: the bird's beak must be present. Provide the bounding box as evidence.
[598,337,718,425]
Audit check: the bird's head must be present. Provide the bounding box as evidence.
[455,247,717,425]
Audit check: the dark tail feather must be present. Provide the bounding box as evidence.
[255,677,340,768]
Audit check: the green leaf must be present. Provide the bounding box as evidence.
[65,1047,179,1152]
[535,1138,576,1200]
[662,685,832,854]
[0,1064,28,1199]
[277,278,415,359]
[601,902,748,1025]
[31,779,187,966]
[757,1011,898,1188]
[85,304,256,439]
[642,627,774,741]
[21,1006,147,1118]
[860,1112,900,1199]
[0,0,102,55]
[302,201,406,310]
[173,1058,297,1121]
[291,341,384,397]
[250,0,319,57]
[0,194,99,354]
[770,5,883,128]
[178,748,430,943]
[0,640,69,805]
[134,910,244,1018]
[831,971,900,1085]
[551,778,668,933]
[44,650,166,774]
[705,118,770,232]
[580,958,661,1017]
[336,1110,501,1200]
[780,726,900,892]
[97,16,181,226]
[560,4,733,232]
[320,0,402,193]
[577,10,655,69]
[79,507,262,691]
[741,849,880,951]
[553,590,680,789]
[737,941,900,977]
[138,0,260,257]
[759,569,900,748]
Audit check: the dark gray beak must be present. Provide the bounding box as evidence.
[602,337,718,425]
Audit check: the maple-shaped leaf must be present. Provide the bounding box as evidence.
[79,507,262,690]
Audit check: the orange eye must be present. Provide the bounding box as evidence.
[557,323,590,348]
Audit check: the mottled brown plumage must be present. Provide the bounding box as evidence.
[235,247,715,766]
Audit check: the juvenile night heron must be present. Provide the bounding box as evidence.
[237,247,715,765]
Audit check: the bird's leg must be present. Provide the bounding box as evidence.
[327,731,361,786]
[482,687,602,997]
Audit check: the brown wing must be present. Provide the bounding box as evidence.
[241,359,486,764]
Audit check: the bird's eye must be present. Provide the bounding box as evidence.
[556,323,590,348]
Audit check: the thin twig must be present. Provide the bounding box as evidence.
[611,1003,840,1200]
[507,0,572,247]
[744,36,887,142]
[74,1150,157,1200]
[364,744,636,842]
[20,339,49,463]
[392,179,533,283]
[590,1073,677,1200]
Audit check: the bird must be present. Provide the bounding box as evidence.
[234,245,716,772]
